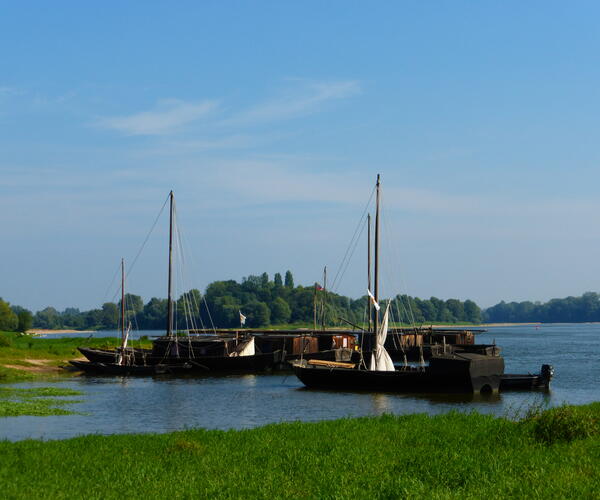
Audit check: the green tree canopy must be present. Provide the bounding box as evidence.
[0,298,18,331]
[284,270,294,288]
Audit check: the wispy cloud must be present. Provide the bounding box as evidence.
[95,99,218,136]
[223,80,361,126]
[131,134,270,158]
[0,86,23,96]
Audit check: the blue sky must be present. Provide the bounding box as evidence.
[2,1,600,311]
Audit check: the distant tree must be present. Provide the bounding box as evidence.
[241,275,262,294]
[243,301,270,327]
[420,299,438,322]
[284,270,294,289]
[17,310,33,333]
[270,297,291,324]
[288,287,314,322]
[463,300,481,323]
[445,299,465,322]
[260,272,269,287]
[175,289,203,327]
[62,307,85,329]
[34,307,61,329]
[142,298,168,330]
[119,294,144,316]
[273,273,283,287]
[84,309,103,328]
[101,302,119,329]
[0,298,18,331]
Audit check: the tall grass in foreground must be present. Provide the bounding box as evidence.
[1,404,599,499]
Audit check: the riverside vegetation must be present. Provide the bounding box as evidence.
[0,387,83,417]
[0,403,598,499]
[0,330,152,384]
[6,273,600,335]
[1,271,483,332]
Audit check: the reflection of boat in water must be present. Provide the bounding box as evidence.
[293,175,506,395]
[69,359,192,376]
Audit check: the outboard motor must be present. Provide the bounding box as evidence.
[540,364,554,388]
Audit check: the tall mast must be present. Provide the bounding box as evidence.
[374,174,381,340]
[121,258,125,347]
[321,266,327,330]
[367,213,372,332]
[167,190,174,337]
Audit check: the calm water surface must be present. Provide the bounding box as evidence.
[2,324,599,441]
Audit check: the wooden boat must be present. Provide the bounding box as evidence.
[500,364,554,391]
[188,350,282,373]
[293,353,505,393]
[292,175,506,394]
[77,346,153,364]
[73,192,285,375]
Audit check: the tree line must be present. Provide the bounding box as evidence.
[483,292,600,323]
[1,271,483,331]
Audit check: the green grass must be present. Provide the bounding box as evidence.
[0,387,84,417]
[0,330,151,361]
[0,331,152,383]
[1,403,599,499]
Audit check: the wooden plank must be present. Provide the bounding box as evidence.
[307,359,356,368]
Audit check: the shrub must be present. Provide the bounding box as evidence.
[0,334,13,347]
[528,405,598,444]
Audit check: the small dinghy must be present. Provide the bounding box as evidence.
[500,364,554,391]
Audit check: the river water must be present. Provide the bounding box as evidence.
[2,324,598,441]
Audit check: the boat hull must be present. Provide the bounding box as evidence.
[187,351,281,373]
[292,354,505,394]
[69,360,192,376]
[77,347,153,364]
[500,365,553,390]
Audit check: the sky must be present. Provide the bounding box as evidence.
[2,1,600,312]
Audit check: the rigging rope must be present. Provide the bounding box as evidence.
[330,184,376,293]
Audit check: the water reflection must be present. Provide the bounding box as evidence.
[371,393,393,415]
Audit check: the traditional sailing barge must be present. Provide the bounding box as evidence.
[292,175,551,394]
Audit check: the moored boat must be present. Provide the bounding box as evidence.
[500,364,554,390]
[292,175,506,394]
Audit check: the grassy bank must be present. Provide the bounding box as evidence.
[0,331,152,383]
[1,404,599,499]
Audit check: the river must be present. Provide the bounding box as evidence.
[2,323,598,441]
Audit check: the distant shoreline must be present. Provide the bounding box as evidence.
[26,323,543,335]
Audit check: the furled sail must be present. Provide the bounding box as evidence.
[369,303,395,371]
[231,337,256,357]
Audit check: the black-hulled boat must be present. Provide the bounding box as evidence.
[72,192,285,375]
[292,175,506,394]
[77,346,153,364]
[293,352,505,393]
[500,364,553,391]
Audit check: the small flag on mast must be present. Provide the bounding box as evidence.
[367,289,380,311]
[315,283,324,291]
[239,311,246,326]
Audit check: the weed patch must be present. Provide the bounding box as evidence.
[0,386,84,417]
[524,404,600,444]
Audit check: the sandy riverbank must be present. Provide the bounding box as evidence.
[27,329,95,335]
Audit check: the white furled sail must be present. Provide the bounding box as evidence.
[369,303,395,371]
[231,337,255,357]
